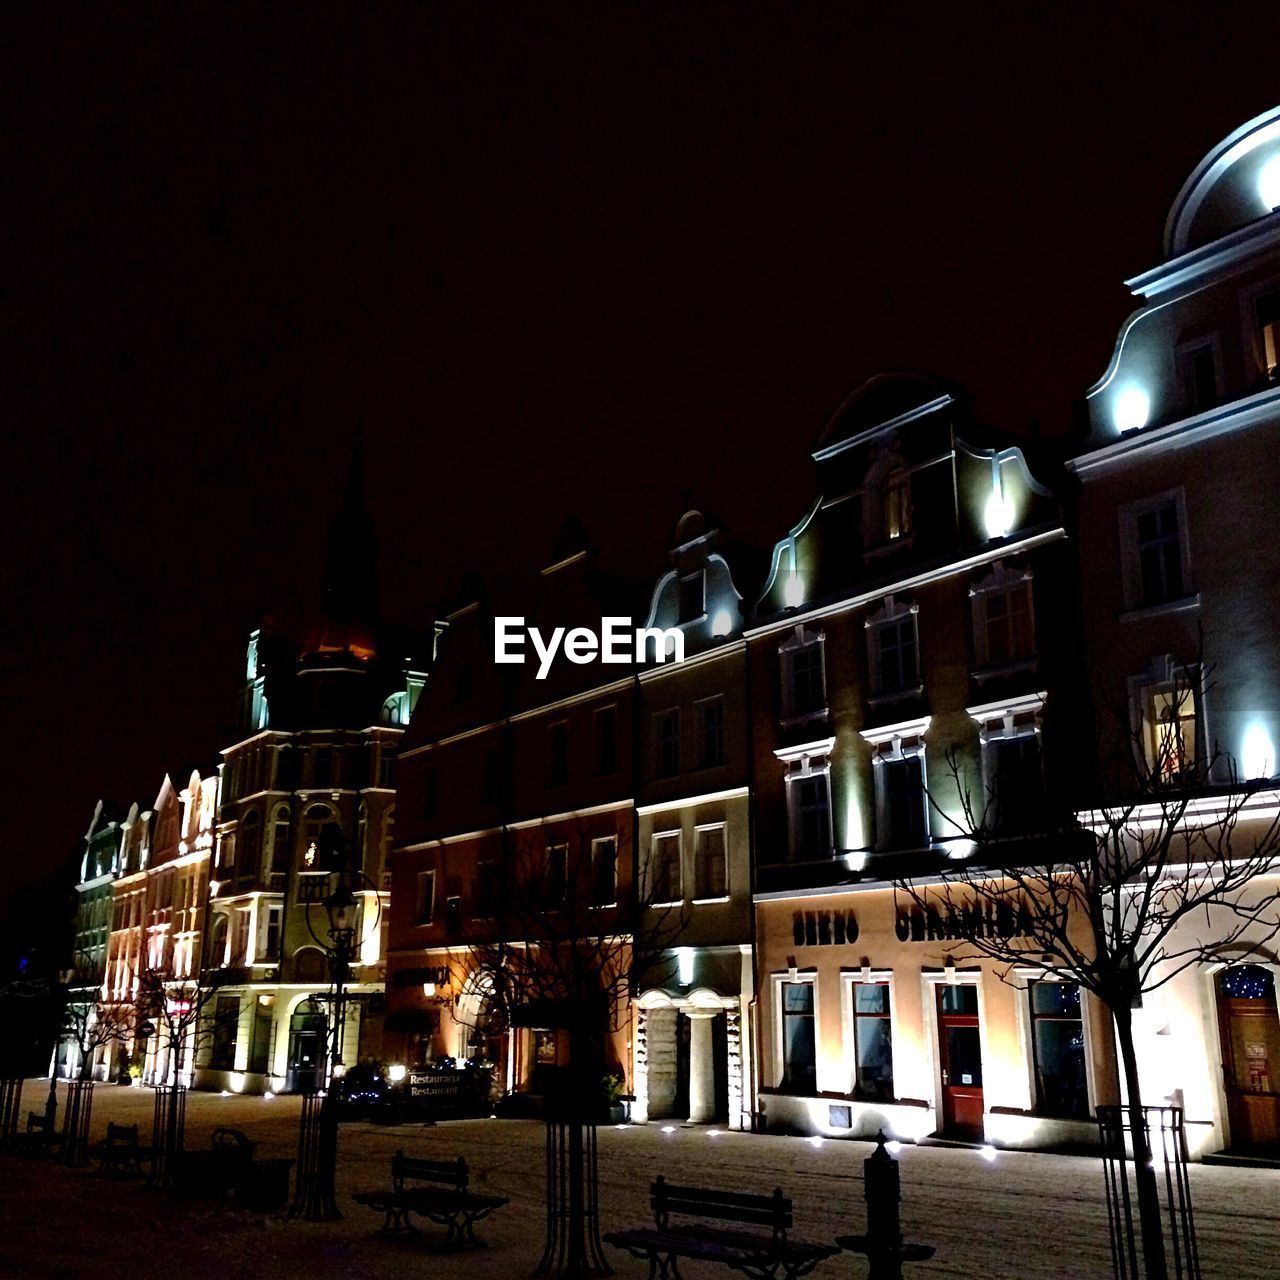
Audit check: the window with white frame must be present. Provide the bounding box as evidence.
[777,742,834,860]
[849,980,894,1102]
[778,977,817,1092]
[779,625,827,723]
[970,562,1036,670]
[862,719,929,851]
[969,695,1046,833]
[1028,980,1089,1119]
[694,824,727,899]
[1131,657,1201,783]
[1120,491,1191,611]
[590,836,617,907]
[866,597,920,698]
[648,832,682,904]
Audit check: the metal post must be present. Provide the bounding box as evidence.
[835,1132,935,1278]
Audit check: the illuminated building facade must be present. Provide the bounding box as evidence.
[1069,106,1280,1157]
[744,375,1111,1147]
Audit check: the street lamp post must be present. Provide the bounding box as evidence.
[290,825,376,1222]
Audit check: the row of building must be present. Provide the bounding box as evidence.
[69,107,1280,1158]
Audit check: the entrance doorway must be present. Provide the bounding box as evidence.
[287,1000,328,1093]
[937,984,984,1140]
[1216,965,1280,1155]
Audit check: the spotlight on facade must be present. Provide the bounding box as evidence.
[1258,152,1280,211]
[983,485,1014,540]
[676,946,695,986]
[1242,722,1274,780]
[783,571,804,610]
[710,608,734,638]
[1113,385,1150,433]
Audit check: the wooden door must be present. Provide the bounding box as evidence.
[937,984,984,1140]
[1216,967,1280,1155]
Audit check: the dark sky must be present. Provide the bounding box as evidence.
[5,4,1278,902]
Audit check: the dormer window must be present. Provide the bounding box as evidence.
[779,626,827,724]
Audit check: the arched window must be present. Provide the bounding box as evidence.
[240,812,262,883]
[301,804,334,869]
[381,693,407,726]
[270,805,291,876]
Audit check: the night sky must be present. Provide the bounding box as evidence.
[5,5,1277,910]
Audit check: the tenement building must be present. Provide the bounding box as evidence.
[745,374,1107,1147]
[1068,106,1280,1157]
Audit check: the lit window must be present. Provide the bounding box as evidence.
[1258,291,1280,382]
[780,980,816,1092]
[591,837,618,907]
[1147,686,1197,781]
[648,833,681,904]
[656,709,680,777]
[700,698,725,769]
[694,826,727,899]
[1029,981,1088,1119]
[851,982,894,1102]
[883,469,912,541]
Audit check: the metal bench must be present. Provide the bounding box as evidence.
[91,1122,148,1177]
[173,1127,258,1198]
[604,1175,838,1280]
[353,1150,509,1249]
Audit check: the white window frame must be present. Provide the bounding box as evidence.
[647,829,683,907]
[775,738,836,861]
[1013,966,1099,1122]
[969,561,1036,674]
[1126,654,1209,782]
[589,835,618,909]
[865,596,922,702]
[771,967,818,1093]
[861,717,931,852]
[967,692,1047,830]
[839,968,897,1102]
[779,624,828,726]
[1118,489,1194,614]
[692,821,729,903]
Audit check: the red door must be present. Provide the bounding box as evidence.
[937,985,984,1140]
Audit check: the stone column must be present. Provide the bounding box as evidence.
[686,1009,718,1124]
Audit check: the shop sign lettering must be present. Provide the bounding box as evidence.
[792,909,859,947]
[894,899,1033,943]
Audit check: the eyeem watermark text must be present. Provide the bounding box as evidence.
[495,617,685,680]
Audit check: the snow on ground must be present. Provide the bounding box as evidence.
[2,1080,1276,1280]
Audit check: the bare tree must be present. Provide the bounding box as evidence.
[895,666,1280,1280]
[56,953,134,1083]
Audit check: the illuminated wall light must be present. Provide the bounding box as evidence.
[982,482,1014,540]
[676,946,695,986]
[710,608,734,638]
[1242,721,1274,780]
[1258,152,1280,211]
[783,570,804,610]
[843,851,867,873]
[1113,385,1150,433]
[388,1063,407,1083]
[843,788,864,852]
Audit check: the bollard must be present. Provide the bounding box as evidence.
[835,1131,935,1280]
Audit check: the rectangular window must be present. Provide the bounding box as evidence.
[875,616,918,694]
[787,644,825,718]
[694,825,727,899]
[656,709,680,777]
[591,836,618,907]
[1182,344,1218,411]
[593,706,617,776]
[1135,502,1184,606]
[545,844,568,907]
[270,819,290,875]
[678,570,705,623]
[548,722,569,787]
[264,904,282,959]
[983,584,1035,666]
[1146,686,1197,780]
[780,981,817,1092]
[700,698,725,769]
[1029,981,1089,1119]
[210,995,239,1071]
[989,735,1043,832]
[1258,291,1280,381]
[415,870,436,924]
[881,757,925,849]
[649,833,681,904]
[851,983,894,1102]
[791,773,831,859]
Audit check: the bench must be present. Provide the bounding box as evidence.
[604,1176,839,1280]
[173,1127,257,1198]
[91,1122,148,1177]
[353,1150,509,1249]
[14,1107,58,1156]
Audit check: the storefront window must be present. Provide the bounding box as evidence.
[780,981,816,1092]
[1030,980,1089,1119]
[851,983,894,1102]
